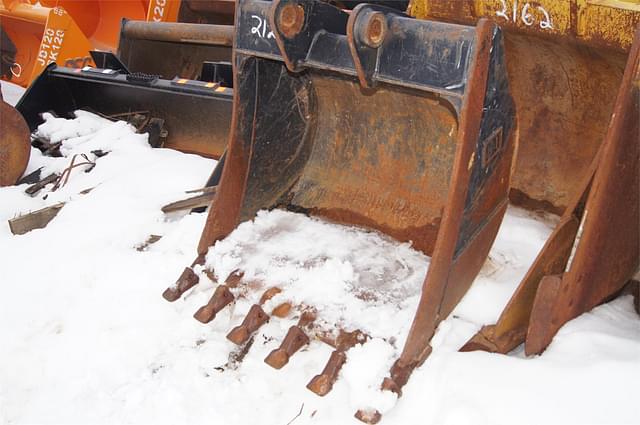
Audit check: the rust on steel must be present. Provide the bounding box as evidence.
[524,27,640,355]
[462,27,640,356]
[411,0,638,214]
[0,100,30,187]
[277,3,305,38]
[382,17,508,396]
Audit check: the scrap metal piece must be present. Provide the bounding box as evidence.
[24,173,59,196]
[8,202,64,235]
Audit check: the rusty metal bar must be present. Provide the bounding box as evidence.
[121,20,234,45]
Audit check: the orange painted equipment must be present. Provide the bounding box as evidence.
[1,2,94,86]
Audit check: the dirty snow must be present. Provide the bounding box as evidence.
[1,80,639,425]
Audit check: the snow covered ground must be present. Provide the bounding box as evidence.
[1,81,639,425]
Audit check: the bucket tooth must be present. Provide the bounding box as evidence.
[271,302,293,318]
[354,410,382,424]
[163,256,205,302]
[259,287,282,304]
[225,270,245,288]
[307,329,367,396]
[297,310,317,328]
[307,350,346,396]
[227,304,270,345]
[264,325,310,369]
[227,286,282,344]
[193,285,234,323]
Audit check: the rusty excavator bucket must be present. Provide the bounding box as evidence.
[164,0,515,422]
[409,0,639,215]
[0,94,30,187]
[461,27,640,356]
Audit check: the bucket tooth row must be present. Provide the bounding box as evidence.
[164,258,367,393]
[168,0,515,422]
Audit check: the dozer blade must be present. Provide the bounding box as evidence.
[116,20,233,80]
[462,27,640,356]
[147,0,236,25]
[0,97,30,187]
[16,64,232,158]
[164,0,515,421]
[409,0,639,215]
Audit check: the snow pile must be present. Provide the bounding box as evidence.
[206,209,428,339]
[1,81,639,425]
